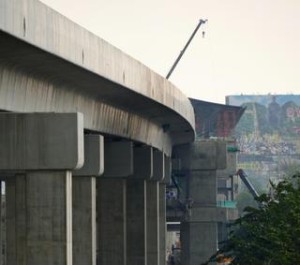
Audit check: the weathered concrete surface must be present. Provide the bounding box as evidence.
[146,181,160,265]
[163,155,172,184]
[6,175,26,265]
[181,222,217,265]
[73,135,104,176]
[217,148,237,178]
[6,172,73,265]
[189,170,217,206]
[173,140,227,171]
[0,0,195,155]
[97,179,127,265]
[159,183,167,265]
[73,176,96,265]
[177,140,228,265]
[188,207,239,222]
[132,146,153,180]
[127,179,147,265]
[0,112,84,170]
[153,150,165,181]
[103,141,133,177]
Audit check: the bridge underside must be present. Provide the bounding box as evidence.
[0,112,173,265]
[0,31,194,155]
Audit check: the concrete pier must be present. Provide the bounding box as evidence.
[147,181,160,265]
[97,179,127,265]
[175,141,227,265]
[0,113,83,265]
[6,172,73,265]
[127,179,147,265]
[73,135,103,265]
[159,183,167,265]
[97,141,133,265]
[73,177,96,265]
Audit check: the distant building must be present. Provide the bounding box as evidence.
[226,94,300,185]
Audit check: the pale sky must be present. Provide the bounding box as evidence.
[41,0,300,104]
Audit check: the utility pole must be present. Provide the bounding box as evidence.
[166,19,207,79]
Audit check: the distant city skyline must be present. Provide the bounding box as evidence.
[226,94,300,106]
[41,0,300,104]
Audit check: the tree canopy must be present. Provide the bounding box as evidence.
[202,173,300,265]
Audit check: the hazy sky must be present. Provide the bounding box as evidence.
[41,0,300,104]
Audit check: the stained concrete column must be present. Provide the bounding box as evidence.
[147,181,159,265]
[175,141,226,265]
[180,170,218,265]
[159,184,167,265]
[127,178,147,265]
[72,177,96,265]
[159,155,171,265]
[0,112,84,265]
[6,172,73,265]
[72,135,104,265]
[145,148,161,265]
[97,141,133,265]
[6,175,22,265]
[127,146,153,265]
[145,150,169,265]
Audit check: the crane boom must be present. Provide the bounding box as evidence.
[166,19,207,79]
[236,169,260,199]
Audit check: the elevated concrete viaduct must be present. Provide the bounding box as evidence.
[0,0,197,265]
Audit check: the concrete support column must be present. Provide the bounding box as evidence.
[97,141,133,265]
[180,170,218,265]
[159,153,170,265]
[127,178,147,265]
[0,112,84,265]
[159,183,167,265]
[72,176,96,265]
[73,135,103,265]
[6,172,73,265]
[127,146,155,265]
[6,175,25,265]
[174,141,227,265]
[145,149,165,265]
[180,221,218,265]
[146,181,159,265]
[97,178,127,264]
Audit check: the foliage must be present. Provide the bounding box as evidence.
[202,173,300,265]
[235,191,257,214]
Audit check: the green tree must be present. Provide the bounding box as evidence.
[202,174,300,265]
[236,191,257,214]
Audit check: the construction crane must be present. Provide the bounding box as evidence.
[166,19,207,79]
[236,169,260,199]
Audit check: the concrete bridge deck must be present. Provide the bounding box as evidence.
[0,0,195,155]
